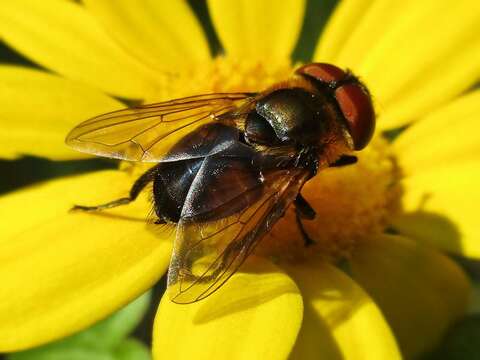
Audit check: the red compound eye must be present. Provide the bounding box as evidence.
[296,62,375,150]
[295,62,346,84]
[335,83,375,150]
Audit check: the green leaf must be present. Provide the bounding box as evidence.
[423,315,480,360]
[71,291,152,350]
[468,281,480,314]
[114,339,151,360]
[8,348,115,360]
[7,339,151,360]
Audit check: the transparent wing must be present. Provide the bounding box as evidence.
[167,164,309,304]
[65,93,255,162]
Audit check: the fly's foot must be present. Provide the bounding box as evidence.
[70,197,132,212]
[294,194,317,247]
[330,155,358,167]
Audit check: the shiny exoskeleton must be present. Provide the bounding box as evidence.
[144,63,374,225]
[67,63,375,303]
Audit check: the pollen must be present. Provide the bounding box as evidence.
[258,135,402,263]
[145,57,294,102]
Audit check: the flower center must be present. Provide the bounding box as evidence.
[143,57,402,263]
[259,135,401,262]
[145,57,294,101]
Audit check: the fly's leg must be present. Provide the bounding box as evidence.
[295,153,356,246]
[71,165,158,212]
[294,193,316,247]
[330,155,357,167]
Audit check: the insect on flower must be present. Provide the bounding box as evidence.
[66,63,375,304]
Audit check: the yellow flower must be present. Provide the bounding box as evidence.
[0,0,478,359]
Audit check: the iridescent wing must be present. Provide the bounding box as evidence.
[167,148,309,303]
[66,93,256,162]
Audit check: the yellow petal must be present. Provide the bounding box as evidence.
[83,0,210,71]
[0,170,173,351]
[391,162,480,258]
[393,90,480,176]
[374,40,480,130]
[314,0,396,64]
[0,0,160,98]
[153,257,302,360]
[0,66,122,160]
[207,0,305,61]
[350,234,470,359]
[284,259,400,360]
[315,0,480,130]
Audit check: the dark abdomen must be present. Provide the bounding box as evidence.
[153,158,203,223]
[152,123,264,224]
